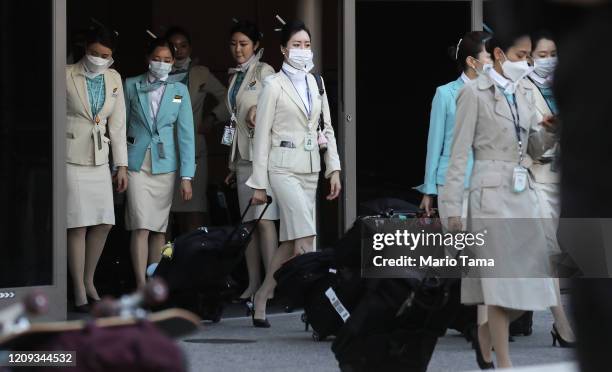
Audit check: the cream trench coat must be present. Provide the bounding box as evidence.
[439,73,558,310]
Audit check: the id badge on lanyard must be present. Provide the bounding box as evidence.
[304,131,316,151]
[221,113,237,147]
[512,166,528,193]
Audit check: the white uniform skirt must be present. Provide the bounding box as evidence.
[125,149,175,232]
[171,133,208,213]
[66,163,115,228]
[236,158,279,222]
[269,170,318,242]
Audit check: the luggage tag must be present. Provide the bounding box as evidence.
[304,132,316,152]
[512,166,528,193]
[221,114,237,147]
[325,288,350,322]
[157,142,166,159]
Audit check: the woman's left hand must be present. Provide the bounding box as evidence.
[540,115,558,132]
[246,106,257,129]
[114,166,128,193]
[327,171,342,201]
[180,179,193,201]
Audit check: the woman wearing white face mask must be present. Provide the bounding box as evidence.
[525,32,576,347]
[247,19,342,327]
[222,20,279,306]
[66,27,128,312]
[417,31,492,218]
[416,30,492,342]
[440,35,559,369]
[124,37,195,288]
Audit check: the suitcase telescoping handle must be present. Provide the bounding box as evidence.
[227,195,273,244]
[239,195,273,224]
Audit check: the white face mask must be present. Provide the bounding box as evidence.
[83,54,113,76]
[149,61,173,79]
[501,51,533,82]
[533,56,558,79]
[471,58,493,76]
[173,57,191,71]
[287,48,314,72]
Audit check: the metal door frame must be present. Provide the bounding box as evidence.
[339,0,483,231]
[0,0,68,321]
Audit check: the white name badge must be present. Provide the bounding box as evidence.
[304,132,316,151]
[512,166,528,193]
[221,126,236,146]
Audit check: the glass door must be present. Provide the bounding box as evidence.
[340,0,480,229]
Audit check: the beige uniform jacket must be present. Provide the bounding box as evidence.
[66,62,127,166]
[225,59,275,168]
[246,72,341,191]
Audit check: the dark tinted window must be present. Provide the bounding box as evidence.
[0,2,53,287]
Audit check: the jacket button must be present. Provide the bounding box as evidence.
[502,147,509,152]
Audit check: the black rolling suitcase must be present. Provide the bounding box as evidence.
[274,249,366,341]
[301,266,364,341]
[331,277,461,372]
[274,250,337,309]
[154,196,272,322]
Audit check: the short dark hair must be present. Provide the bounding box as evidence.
[164,26,192,45]
[449,31,491,72]
[485,34,528,63]
[230,20,262,45]
[280,19,311,47]
[531,30,555,52]
[147,37,176,59]
[85,26,116,51]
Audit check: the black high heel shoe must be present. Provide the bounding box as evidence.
[243,297,254,317]
[473,325,495,370]
[86,295,101,304]
[251,295,271,328]
[73,303,91,314]
[252,312,271,328]
[551,324,577,348]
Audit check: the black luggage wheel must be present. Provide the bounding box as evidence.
[312,331,326,342]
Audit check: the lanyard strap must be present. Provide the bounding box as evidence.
[504,94,523,163]
[150,85,167,138]
[282,69,312,124]
[230,71,246,114]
